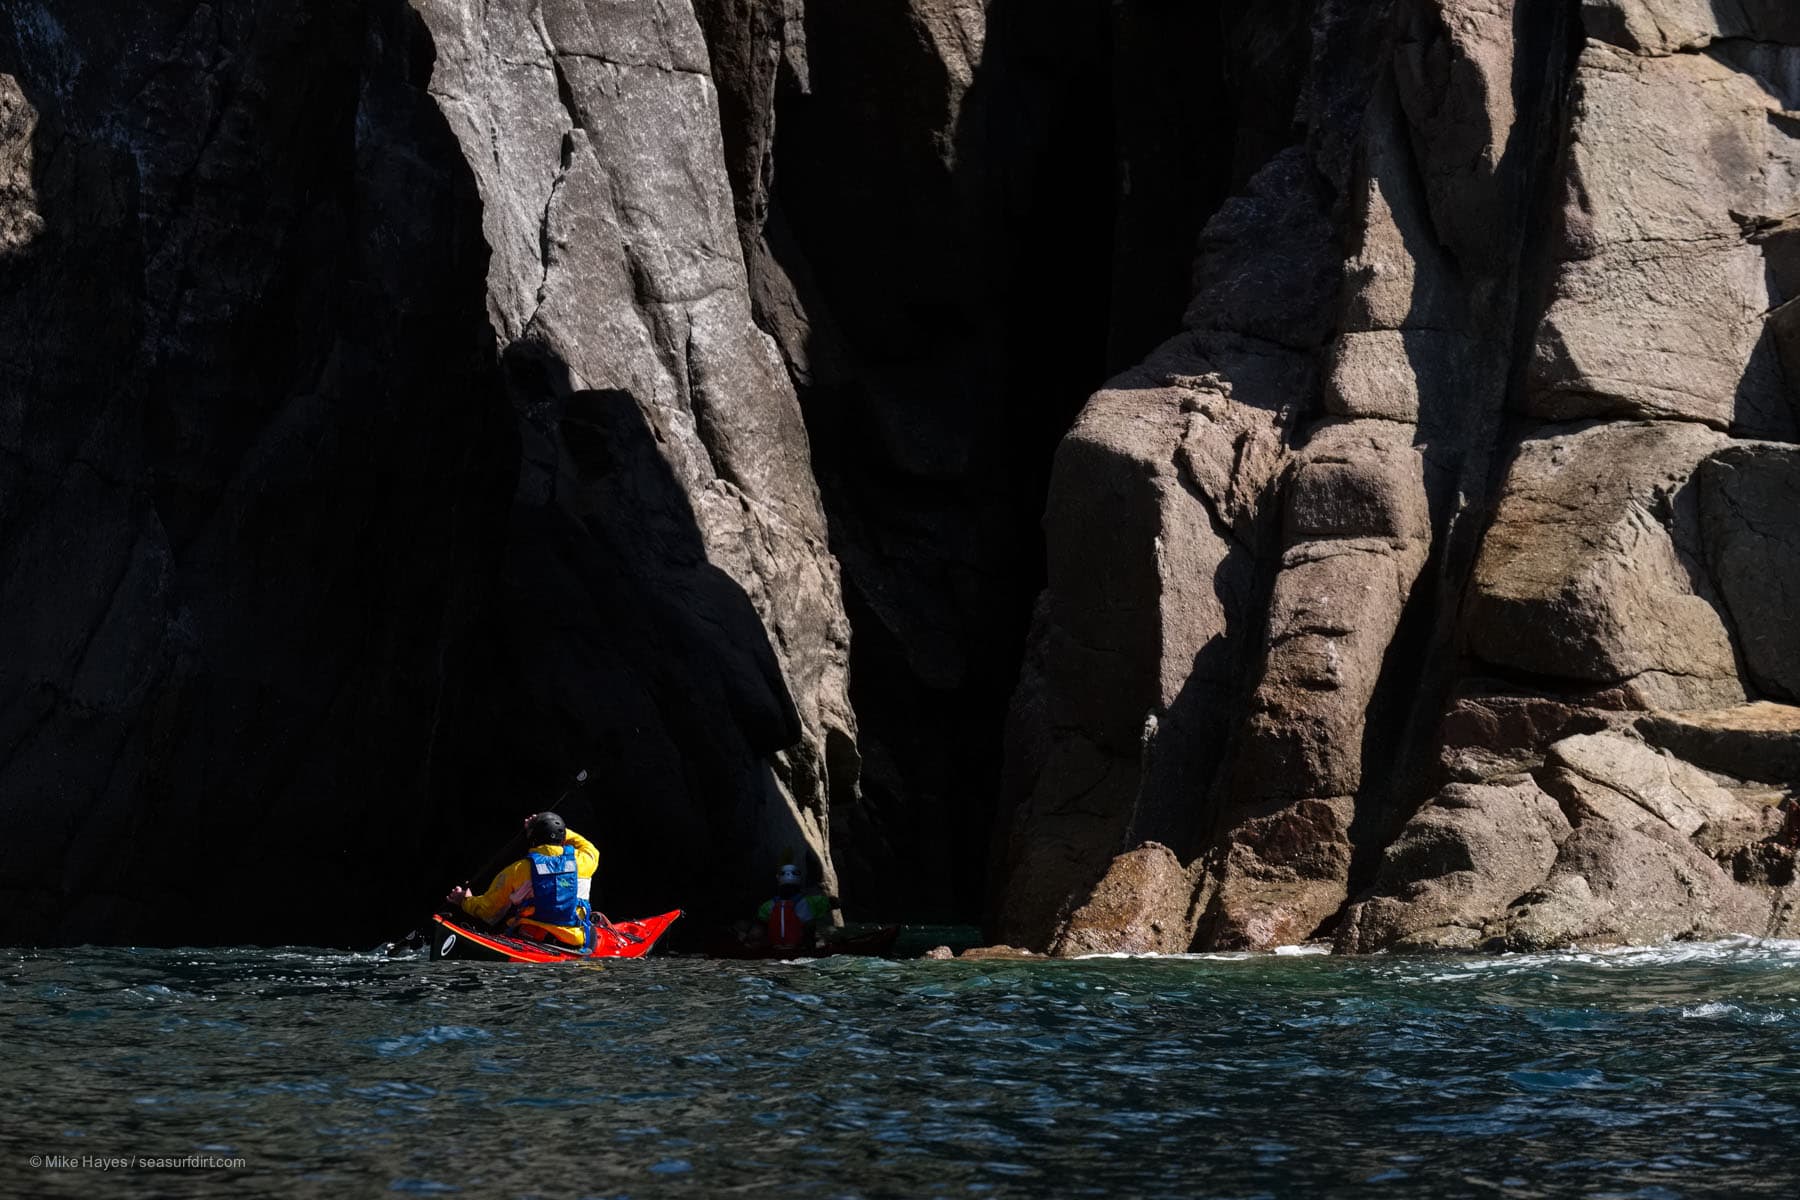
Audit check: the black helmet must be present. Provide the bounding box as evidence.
[527,811,567,844]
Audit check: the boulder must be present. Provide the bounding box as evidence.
[1435,691,1632,784]
[1198,797,1357,950]
[1336,781,1570,954]
[1537,732,1760,841]
[1341,728,1791,954]
[1493,731,1779,949]
[1498,820,1769,950]
[1052,843,1201,957]
[1463,421,1744,709]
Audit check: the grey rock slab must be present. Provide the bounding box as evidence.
[1499,819,1769,949]
[1527,43,1800,434]
[417,0,856,901]
[1635,702,1800,784]
[1464,421,1746,708]
[1539,732,1758,838]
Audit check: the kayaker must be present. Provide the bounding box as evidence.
[445,811,600,953]
[755,864,836,950]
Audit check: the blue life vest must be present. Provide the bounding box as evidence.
[528,844,593,951]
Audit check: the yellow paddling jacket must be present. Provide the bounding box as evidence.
[459,831,600,948]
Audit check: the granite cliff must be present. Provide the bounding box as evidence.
[0,0,851,943]
[1,0,1796,951]
[995,0,1800,954]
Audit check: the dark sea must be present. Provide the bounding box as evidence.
[5,935,1800,1198]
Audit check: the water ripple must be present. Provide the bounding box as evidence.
[4,944,1800,1196]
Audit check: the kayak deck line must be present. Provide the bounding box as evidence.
[429,909,682,963]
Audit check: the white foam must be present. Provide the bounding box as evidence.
[1439,936,1800,972]
[1068,943,1331,962]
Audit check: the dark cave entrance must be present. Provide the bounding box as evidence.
[746,0,1296,922]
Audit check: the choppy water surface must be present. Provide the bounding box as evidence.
[6,939,1800,1197]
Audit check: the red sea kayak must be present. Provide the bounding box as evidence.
[429,910,682,963]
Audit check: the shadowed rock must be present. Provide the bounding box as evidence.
[1697,445,1800,703]
[0,0,857,943]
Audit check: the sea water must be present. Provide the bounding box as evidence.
[5,938,1800,1197]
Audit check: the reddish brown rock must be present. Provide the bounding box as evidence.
[1052,843,1200,957]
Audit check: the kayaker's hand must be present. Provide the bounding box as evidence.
[446,885,472,907]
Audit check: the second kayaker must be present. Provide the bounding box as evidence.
[756,863,836,950]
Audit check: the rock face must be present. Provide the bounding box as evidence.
[4,0,1800,953]
[993,147,1334,953]
[995,0,1800,954]
[1463,421,1742,710]
[0,2,506,944]
[1527,39,1800,435]
[0,0,853,944]
[1696,446,1800,702]
[412,0,856,925]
